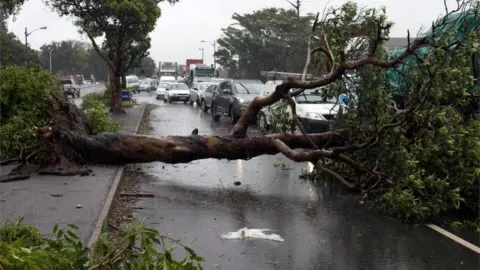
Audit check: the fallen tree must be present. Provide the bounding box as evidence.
[2,1,479,222]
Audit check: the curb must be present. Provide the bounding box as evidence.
[87,104,147,249]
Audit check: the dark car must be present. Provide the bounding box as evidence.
[211,79,264,124]
[59,79,80,98]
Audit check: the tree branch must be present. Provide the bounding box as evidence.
[231,38,427,138]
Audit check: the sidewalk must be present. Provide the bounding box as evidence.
[0,104,145,244]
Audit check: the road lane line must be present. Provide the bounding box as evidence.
[426,224,480,254]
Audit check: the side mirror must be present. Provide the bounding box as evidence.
[193,88,198,91]
[222,89,232,94]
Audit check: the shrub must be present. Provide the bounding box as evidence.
[85,100,120,134]
[0,218,204,269]
[0,66,62,158]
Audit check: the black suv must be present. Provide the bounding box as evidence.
[211,79,264,124]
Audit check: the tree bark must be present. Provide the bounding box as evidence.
[48,129,346,165]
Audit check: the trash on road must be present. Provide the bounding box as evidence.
[75,204,83,208]
[220,227,284,242]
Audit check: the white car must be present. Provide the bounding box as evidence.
[156,81,173,100]
[188,82,212,105]
[164,82,191,103]
[258,86,341,133]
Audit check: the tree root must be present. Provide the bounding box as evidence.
[0,158,20,166]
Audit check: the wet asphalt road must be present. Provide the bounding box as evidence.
[132,93,479,270]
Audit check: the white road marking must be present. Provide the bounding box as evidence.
[427,224,480,254]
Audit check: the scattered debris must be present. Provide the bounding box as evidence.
[50,193,63,197]
[75,204,83,208]
[120,192,155,198]
[233,181,241,186]
[220,227,284,242]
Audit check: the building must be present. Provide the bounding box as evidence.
[384,37,417,52]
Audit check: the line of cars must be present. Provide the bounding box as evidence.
[153,75,348,133]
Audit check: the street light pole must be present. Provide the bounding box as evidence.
[199,47,204,61]
[49,48,54,74]
[201,40,216,69]
[24,26,47,65]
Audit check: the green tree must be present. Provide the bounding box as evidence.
[39,40,89,76]
[45,0,178,112]
[215,8,314,79]
[0,28,40,67]
[131,55,156,78]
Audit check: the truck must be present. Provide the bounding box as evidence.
[158,61,178,78]
[186,59,203,68]
[186,63,216,87]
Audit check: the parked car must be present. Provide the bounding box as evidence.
[164,82,190,103]
[200,82,220,112]
[189,82,212,105]
[135,78,156,93]
[258,86,340,133]
[211,79,264,124]
[59,79,81,98]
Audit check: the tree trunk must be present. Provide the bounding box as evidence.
[121,74,127,89]
[109,66,123,113]
[48,128,346,165]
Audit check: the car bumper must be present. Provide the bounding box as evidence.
[169,95,189,101]
[298,117,331,133]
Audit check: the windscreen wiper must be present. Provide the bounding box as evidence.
[238,83,250,94]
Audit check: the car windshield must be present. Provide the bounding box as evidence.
[158,82,170,88]
[171,83,189,90]
[235,81,264,94]
[294,89,338,104]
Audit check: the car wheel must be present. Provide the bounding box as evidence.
[156,96,159,100]
[201,99,208,112]
[212,103,220,121]
[168,98,172,103]
[229,106,238,124]
[184,100,188,104]
[258,112,269,131]
[189,96,194,105]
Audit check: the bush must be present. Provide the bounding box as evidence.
[85,100,120,134]
[0,66,62,158]
[0,218,204,269]
[81,92,109,110]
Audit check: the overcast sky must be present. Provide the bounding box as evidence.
[8,0,455,65]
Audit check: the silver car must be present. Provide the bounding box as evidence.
[189,82,213,106]
[200,82,220,112]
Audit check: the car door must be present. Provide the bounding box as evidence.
[216,81,232,113]
[215,82,226,113]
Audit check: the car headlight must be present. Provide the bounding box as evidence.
[306,112,326,120]
[170,92,176,95]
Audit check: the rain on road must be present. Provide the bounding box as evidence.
[129,94,479,270]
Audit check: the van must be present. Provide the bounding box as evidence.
[258,80,342,133]
[124,75,140,90]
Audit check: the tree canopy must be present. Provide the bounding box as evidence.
[45,0,177,110]
[215,8,315,79]
[0,28,41,67]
